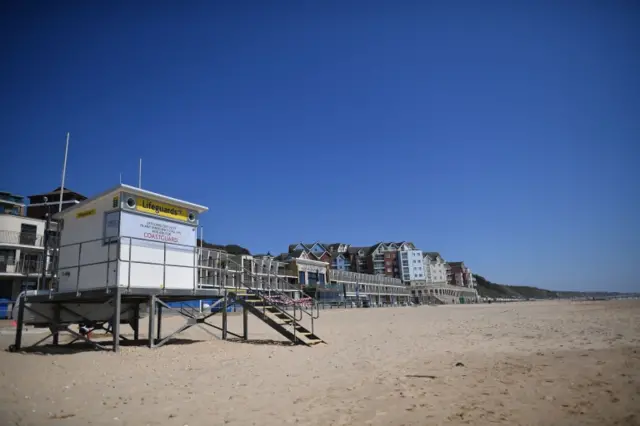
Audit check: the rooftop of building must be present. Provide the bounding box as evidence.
[53,184,208,220]
[0,191,26,205]
[28,187,88,201]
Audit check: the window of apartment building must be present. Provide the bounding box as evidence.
[0,205,20,215]
[318,273,325,285]
[0,249,16,272]
[298,271,305,285]
[20,224,38,245]
[308,271,319,285]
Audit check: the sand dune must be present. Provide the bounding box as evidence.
[0,300,638,425]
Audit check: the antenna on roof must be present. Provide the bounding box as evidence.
[59,132,70,212]
[119,173,122,184]
[138,158,142,188]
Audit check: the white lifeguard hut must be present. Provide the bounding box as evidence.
[53,184,208,293]
[10,184,324,353]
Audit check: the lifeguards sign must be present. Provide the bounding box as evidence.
[120,211,196,247]
[136,197,188,222]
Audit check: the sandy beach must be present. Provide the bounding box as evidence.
[0,300,638,426]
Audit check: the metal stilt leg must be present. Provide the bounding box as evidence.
[133,303,140,341]
[52,304,60,346]
[11,294,26,352]
[112,288,121,353]
[156,304,162,341]
[243,302,248,340]
[148,294,156,348]
[222,290,228,340]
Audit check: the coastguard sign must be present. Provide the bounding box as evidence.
[136,197,189,222]
[120,212,196,247]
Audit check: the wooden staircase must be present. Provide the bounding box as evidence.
[236,294,324,346]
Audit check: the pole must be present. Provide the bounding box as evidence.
[243,302,248,340]
[138,158,142,188]
[13,293,25,351]
[112,287,121,353]
[222,289,228,340]
[39,198,51,290]
[59,132,70,212]
[198,226,203,312]
[148,295,156,348]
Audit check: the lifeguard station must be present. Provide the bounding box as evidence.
[10,184,323,352]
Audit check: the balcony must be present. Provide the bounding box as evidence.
[0,230,44,248]
[0,260,49,275]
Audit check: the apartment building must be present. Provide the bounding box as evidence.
[326,243,350,254]
[423,252,448,285]
[383,250,398,278]
[398,247,425,285]
[0,192,48,299]
[329,269,411,305]
[330,252,351,271]
[312,241,425,283]
[27,187,87,220]
[280,246,330,287]
[346,246,370,274]
[329,242,396,275]
[446,261,476,289]
[287,242,331,263]
[369,242,387,276]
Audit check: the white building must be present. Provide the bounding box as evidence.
[398,248,425,285]
[0,192,51,300]
[408,252,479,305]
[423,252,448,285]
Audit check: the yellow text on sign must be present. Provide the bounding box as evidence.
[136,197,188,221]
[76,208,96,219]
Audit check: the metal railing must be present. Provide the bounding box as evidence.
[209,254,321,324]
[0,230,44,247]
[413,282,477,291]
[0,260,49,275]
[33,235,324,339]
[52,236,320,320]
[328,269,410,296]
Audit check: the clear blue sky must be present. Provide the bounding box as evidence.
[2,1,638,292]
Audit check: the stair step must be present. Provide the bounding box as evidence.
[238,289,324,347]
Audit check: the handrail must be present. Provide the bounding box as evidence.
[196,246,318,316]
[218,255,320,320]
[52,235,321,325]
[0,230,44,247]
